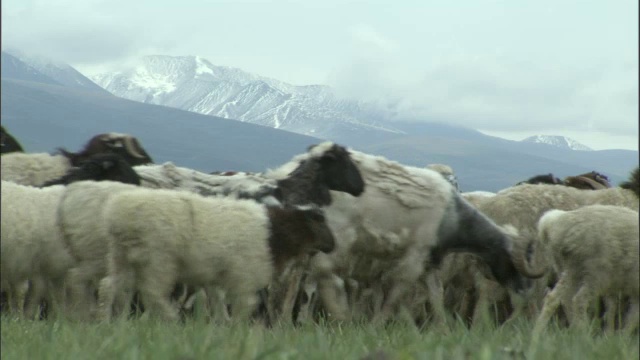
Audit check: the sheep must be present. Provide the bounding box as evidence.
[55,181,140,320]
[1,132,152,186]
[96,188,336,322]
[1,126,24,153]
[443,179,639,325]
[297,148,543,325]
[533,205,639,335]
[0,154,145,319]
[426,164,459,191]
[58,143,365,322]
[0,181,70,319]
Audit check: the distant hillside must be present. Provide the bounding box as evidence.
[1,78,325,172]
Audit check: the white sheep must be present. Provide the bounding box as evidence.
[97,187,335,322]
[55,181,140,320]
[533,205,639,334]
[0,181,72,318]
[1,133,152,187]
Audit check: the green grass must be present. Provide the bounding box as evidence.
[1,316,638,360]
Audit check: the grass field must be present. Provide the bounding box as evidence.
[2,316,638,360]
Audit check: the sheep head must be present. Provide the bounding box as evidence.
[266,205,336,273]
[307,142,365,198]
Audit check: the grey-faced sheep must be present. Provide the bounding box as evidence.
[1,126,24,154]
[445,179,638,326]
[1,132,152,186]
[533,205,639,335]
[97,188,336,322]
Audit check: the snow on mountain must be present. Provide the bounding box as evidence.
[90,55,401,139]
[521,135,593,151]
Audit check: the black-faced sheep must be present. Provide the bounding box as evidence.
[97,188,336,322]
[300,148,543,325]
[533,205,639,335]
[1,126,24,154]
[1,132,152,186]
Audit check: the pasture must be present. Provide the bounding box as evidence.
[1,316,638,360]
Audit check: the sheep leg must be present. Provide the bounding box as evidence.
[372,255,425,326]
[571,284,595,330]
[136,265,180,322]
[533,274,571,336]
[7,280,29,316]
[424,271,448,327]
[228,289,259,324]
[602,296,619,333]
[279,267,305,324]
[204,286,230,323]
[66,266,99,320]
[23,276,47,320]
[317,273,350,322]
[622,301,639,335]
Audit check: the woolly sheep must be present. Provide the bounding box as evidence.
[55,181,141,320]
[450,180,639,323]
[302,148,543,324]
[0,181,70,319]
[97,188,336,322]
[0,154,144,319]
[533,205,639,334]
[1,132,152,186]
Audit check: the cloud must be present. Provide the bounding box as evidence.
[330,50,638,141]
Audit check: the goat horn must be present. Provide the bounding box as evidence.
[576,176,607,190]
[123,136,147,159]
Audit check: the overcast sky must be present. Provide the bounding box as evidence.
[2,0,638,150]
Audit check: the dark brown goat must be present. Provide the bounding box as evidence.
[57,133,153,166]
[1,126,24,154]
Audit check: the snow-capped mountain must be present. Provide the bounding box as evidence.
[90,55,401,139]
[521,135,593,151]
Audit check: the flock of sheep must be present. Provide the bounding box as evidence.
[1,125,638,337]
